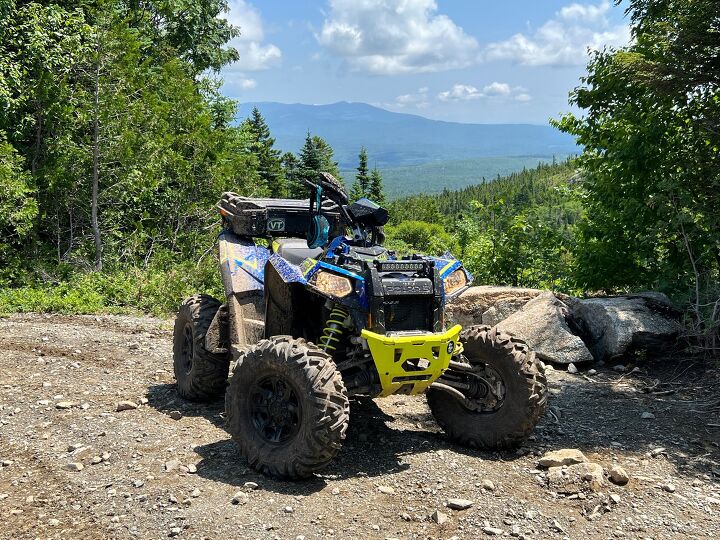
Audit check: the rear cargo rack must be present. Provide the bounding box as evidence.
[218,193,345,239]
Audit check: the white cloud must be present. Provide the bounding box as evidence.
[482,82,512,97]
[225,0,282,71]
[317,0,479,75]
[482,1,630,67]
[394,87,430,108]
[438,82,529,102]
[438,84,481,102]
[238,78,257,89]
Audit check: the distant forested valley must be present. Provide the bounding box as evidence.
[1,0,718,351]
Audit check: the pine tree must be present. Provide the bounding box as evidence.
[281,151,304,198]
[350,146,369,201]
[297,132,322,190]
[311,135,342,182]
[297,133,344,193]
[368,167,386,206]
[243,107,285,197]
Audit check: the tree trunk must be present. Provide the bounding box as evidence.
[91,53,102,271]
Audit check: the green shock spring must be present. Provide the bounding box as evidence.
[319,305,350,353]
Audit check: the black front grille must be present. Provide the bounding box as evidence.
[383,296,432,332]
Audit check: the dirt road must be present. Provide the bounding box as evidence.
[0,313,718,539]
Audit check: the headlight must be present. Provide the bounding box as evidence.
[443,268,467,295]
[314,270,353,298]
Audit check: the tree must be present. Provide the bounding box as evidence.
[553,0,720,346]
[386,194,443,225]
[385,220,457,256]
[0,0,258,279]
[297,132,344,191]
[312,135,343,182]
[297,132,322,189]
[281,151,304,198]
[0,142,38,283]
[368,167,386,206]
[243,107,284,197]
[350,146,369,201]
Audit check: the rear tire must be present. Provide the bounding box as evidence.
[173,295,230,402]
[225,336,349,479]
[427,325,547,449]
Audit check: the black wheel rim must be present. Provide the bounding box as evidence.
[180,323,194,374]
[441,361,507,413]
[463,364,506,412]
[249,375,302,445]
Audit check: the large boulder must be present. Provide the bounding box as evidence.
[496,292,594,364]
[481,298,531,326]
[446,286,545,327]
[570,294,683,361]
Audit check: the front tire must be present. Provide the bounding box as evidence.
[225,336,350,479]
[173,295,230,402]
[427,325,547,449]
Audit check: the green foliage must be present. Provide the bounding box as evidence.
[369,155,573,198]
[350,146,369,202]
[386,195,443,225]
[0,142,37,241]
[389,161,581,291]
[459,205,577,291]
[281,151,304,198]
[554,0,719,296]
[0,141,39,284]
[296,132,344,192]
[449,163,580,291]
[0,253,222,317]
[242,107,284,197]
[385,221,457,256]
[553,0,720,347]
[349,147,385,205]
[312,136,343,182]
[0,0,257,314]
[368,168,386,206]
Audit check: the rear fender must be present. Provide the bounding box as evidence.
[218,230,269,295]
[218,230,268,358]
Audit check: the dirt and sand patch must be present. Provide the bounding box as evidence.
[0,313,718,539]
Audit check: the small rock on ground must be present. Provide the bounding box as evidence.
[539,449,587,467]
[431,510,448,525]
[115,401,138,412]
[446,498,473,510]
[608,464,630,486]
[481,479,496,491]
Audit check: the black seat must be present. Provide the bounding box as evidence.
[275,238,323,266]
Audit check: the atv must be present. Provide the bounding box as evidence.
[173,172,547,479]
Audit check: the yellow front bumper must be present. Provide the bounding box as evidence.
[361,325,462,396]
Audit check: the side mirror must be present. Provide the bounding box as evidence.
[347,197,389,227]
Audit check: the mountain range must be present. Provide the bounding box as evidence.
[236,101,578,197]
[237,101,578,170]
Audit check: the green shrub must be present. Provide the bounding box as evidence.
[0,252,223,318]
[385,220,458,256]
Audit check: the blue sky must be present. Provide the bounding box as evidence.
[221,0,630,124]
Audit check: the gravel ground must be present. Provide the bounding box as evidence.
[0,313,718,540]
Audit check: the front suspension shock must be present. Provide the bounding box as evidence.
[319,305,350,353]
